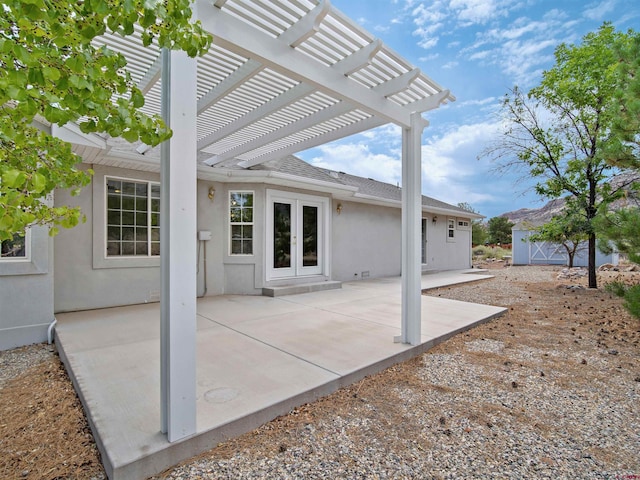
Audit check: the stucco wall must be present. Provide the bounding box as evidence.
[331,200,401,281]
[422,215,473,272]
[0,225,54,350]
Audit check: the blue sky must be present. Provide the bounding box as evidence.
[297,0,640,219]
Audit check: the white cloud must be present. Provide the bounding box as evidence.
[583,0,617,20]
[309,143,402,186]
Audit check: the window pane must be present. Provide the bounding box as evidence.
[122,182,135,195]
[135,183,148,196]
[151,242,160,256]
[135,212,147,226]
[122,196,135,211]
[151,198,160,213]
[135,197,147,211]
[107,242,120,256]
[231,240,242,254]
[242,240,253,255]
[108,195,121,209]
[1,233,26,258]
[136,227,148,241]
[230,207,241,223]
[151,213,160,227]
[122,211,134,225]
[107,180,121,194]
[107,226,120,241]
[242,208,253,223]
[136,241,148,255]
[122,242,135,255]
[151,227,160,241]
[122,227,134,241]
[302,205,318,267]
[107,210,119,225]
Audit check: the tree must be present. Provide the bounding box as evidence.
[483,24,638,288]
[487,216,514,245]
[457,202,487,245]
[527,210,589,268]
[0,1,212,241]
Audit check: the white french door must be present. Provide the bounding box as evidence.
[266,191,328,280]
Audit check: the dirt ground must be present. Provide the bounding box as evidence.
[0,263,638,479]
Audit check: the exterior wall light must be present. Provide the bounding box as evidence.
[336,203,343,214]
[208,186,215,201]
[432,215,437,223]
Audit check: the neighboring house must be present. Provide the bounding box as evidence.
[511,222,618,267]
[0,152,480,351]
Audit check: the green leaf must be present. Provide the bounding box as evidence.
[2,169,27,188]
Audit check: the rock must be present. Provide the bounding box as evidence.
[598,263,615,272]
[608,349,619,355]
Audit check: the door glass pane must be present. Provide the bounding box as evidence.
[302,205,318,267]
[422,218,427,264]
[273,202,291,269]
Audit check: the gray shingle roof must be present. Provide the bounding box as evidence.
[238,155,474,216]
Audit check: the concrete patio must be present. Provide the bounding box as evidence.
[54,270,506,480]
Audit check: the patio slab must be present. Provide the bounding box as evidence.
[54,270,505,480]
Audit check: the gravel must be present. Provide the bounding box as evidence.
[154,264,640,480]
[2,265,639,480]
[0,343,54,388]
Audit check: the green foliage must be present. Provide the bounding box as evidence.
[604,281,640,320]
[0,0,212,240]
[527,210,589,267]
[472,244,511,261]
[487,216,514,244]
[595,207,640,264]
[484,24,639,288]
[456,202,488,245]
[603,31,640,169]
[605,281,627,298]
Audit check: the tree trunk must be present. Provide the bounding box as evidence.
[588,233,597,288]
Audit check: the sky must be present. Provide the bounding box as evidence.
[296,0,640,219]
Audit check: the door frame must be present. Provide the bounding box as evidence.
[265,189,331,281]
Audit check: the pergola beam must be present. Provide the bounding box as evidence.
[333,39,382,76]
[279,0,331,48]
[197,59,263,115]
[212,101,353,165]
[235,116,385,166]
[198,83,315,153]
[195,0,414,127]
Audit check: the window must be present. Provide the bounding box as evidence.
[457,219,470,229]
[421,218,427,264]
[229,191,253,255]
[1,231,29,261]
[106,178,160,257]
[447,218,456,242]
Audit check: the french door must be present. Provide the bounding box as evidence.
[266,191,328,280]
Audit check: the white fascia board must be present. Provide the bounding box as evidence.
[52,123,108,150]
[195,0,413,127]
[344,193,484,218]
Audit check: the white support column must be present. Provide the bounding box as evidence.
[398,112,428,346]
[160,48,198,442]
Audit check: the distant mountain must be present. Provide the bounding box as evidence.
[500,173,640,227]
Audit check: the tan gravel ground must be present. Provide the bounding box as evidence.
[1,264,639,480]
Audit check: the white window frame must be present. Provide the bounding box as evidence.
[0,229,31,263]
[447,218,456,242]
[229,190,254,256]
[457,218,471,230]
[105,176,160,258]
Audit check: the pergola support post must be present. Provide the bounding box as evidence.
[398,112,428,346]
[160,48,198,442]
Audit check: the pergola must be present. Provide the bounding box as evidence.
[91,0,454,442]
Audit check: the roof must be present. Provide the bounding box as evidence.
[214,155,480,218]
[70,0,453,168]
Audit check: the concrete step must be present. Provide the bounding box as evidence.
[262,280,342,297]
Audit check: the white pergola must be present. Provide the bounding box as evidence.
[91,0,454,442]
